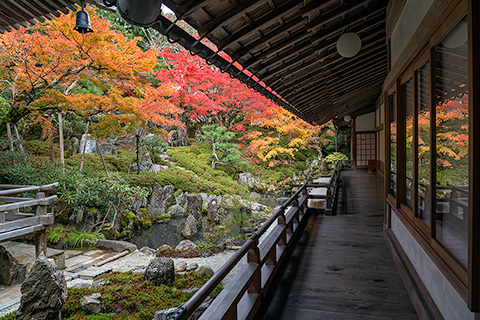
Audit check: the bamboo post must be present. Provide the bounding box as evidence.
[13,124,24,153]
[6,123,14,151]
[58,113,65,172]
[34,191,47,258]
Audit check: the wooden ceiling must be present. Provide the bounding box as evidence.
[161,0,389,125]
[0,0,388,125]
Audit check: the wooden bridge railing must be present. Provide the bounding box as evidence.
[0,183,58,257]
[171,161,345,320]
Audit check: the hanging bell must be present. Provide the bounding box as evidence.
[74,8,93,34]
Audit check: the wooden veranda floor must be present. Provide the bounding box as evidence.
[262,169,418,320]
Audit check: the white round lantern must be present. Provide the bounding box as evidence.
[344,115,352,122]
[442,20,468,48]
[337,32,362,58]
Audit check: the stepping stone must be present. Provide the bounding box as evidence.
[65,255,92,268]
[77,266,112,280]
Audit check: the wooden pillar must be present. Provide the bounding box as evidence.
[351,119,356,169]
[35,191,47,258]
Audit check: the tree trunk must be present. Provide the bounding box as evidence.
[6,123,14,151]
[58,113,65,172]
[47,114,54,162]
[136,133,140,174]
[95,137,109,173]
[13,125,24,153]
[79,121,90,172]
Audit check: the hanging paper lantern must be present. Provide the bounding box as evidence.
[337,32,362,58]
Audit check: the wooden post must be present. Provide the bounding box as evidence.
[6,123,14,151]
[247,241,261,295]
[46,114,55,162]
[58,113,65,172]
[136,133,141,174]
[34,191,47,258]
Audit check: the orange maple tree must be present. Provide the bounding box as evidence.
[0,6,182,138]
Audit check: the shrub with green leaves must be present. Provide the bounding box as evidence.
[61,271,222,320]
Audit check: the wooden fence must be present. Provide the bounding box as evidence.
[0,183,57,257]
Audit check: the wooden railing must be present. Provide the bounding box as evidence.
[0,183,57,257]
[290,159,345,214]
[170,161,345,320]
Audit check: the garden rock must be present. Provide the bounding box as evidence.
[163,185,175,206]
[206,195,221,222]
[81,293,105,315]
[16,253,67,320]
[167,204,186,217]
[79,133,96,154]
[157,244,172,252]
[144,257,175,286]
[92,279,106,288]
[167,127,188,147]
[181,215,198,237]
[140,246,156,255]
[151,164,168,172]
[96,142,117,155]
[133,196,148,213]
[185,194,203,219]
[187,262,199,271]
[174,190,186,206]
[96,239,137,252]
[67,278,92,289]
[148,183,168,216]
[175,240,198,251]
[153,297,212,320]
[195,265,214,276]
[175,261,187,272]
[0,245,26,286]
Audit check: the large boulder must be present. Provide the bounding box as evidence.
[167,204,186,217]
[81,293,105,315]
[181,215,198,237]
[96,142,117,155]
[96,239,137,252]
[144,257,175,286]
[79,134,96,154]
[67,137,79,156]
[148,183,167,217]
[185,194,203,219]
[16,254,67,320]
[0,245,26,286]
[205,195,221,222]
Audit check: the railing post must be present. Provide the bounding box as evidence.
[326,182,332,209]
[247,238,261,295]
[35,191,47,258]
[277,208,288,246]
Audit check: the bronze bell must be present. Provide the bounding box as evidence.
[74,8,93,34]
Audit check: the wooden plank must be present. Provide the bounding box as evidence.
[0,224,46,241]
[0,195,56,211]
[0,216,41,233]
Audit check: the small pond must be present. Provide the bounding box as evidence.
[130,195,278,249]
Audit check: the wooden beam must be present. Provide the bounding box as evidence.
[217,0,305,50]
